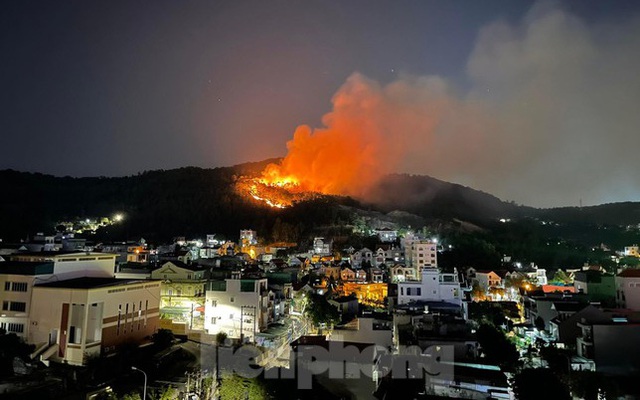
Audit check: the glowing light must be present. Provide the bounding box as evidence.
[114,214,124,222]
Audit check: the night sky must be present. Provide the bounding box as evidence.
[2,1,640,207]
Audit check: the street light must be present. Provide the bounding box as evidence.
[131,366,147,400]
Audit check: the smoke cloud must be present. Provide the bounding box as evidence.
[266,4,640,207]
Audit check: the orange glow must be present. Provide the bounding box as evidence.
[258,74,410,197]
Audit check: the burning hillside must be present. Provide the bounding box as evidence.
[235,176,319,208]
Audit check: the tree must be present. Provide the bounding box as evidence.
[0,331,35,377]
[216,332,228,346]
[513,368,571,400]
[305,294,340,328]
[475,324,520,371]
[219,372,269,400]
[152,328,175,350]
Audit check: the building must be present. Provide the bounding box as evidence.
[389,264,416,283]
[615,268,640,310]
[152,261,208,331]
[374,228,398,243]
[576,314,640,375]
[474,271,502,292]
[204,276,271,342]
[0,252,117,338]
[406,240,437,273]
[624,245,640,258]
[312,237,332,255]
[573,270,616,306]
[28,277,161,366]
[397,269,461,306]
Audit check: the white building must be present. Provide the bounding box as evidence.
[616,269,640,310]
[1,252,117,338]
[397,269,462,306]
[624,245,640,258]
[204,277,270,342]
[474,271,502,291]
[29,277,161,366]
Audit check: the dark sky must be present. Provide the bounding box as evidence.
[2,1,640,207]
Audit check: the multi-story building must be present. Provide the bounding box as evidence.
[397,269,461,306]
[576,314,640,375]
[623,245,640,258]
[389,264,417,283]
[204,276,271,342]
[406,240,437,273]
[0,252,117,338]
[473,271,502,292]
[28,277,161,366]
[616,268,640,310]
[573,270,616,306]
[152,261,208,330]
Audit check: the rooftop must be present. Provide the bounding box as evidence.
[35,277,150,289]
[0,261,54,275]
[618,268,640,278]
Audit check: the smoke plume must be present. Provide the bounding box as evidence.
[265,4,640,207]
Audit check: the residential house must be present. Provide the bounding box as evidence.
[204,276,271,342]
[474,271,502,292]
[406,240,437,273]
[369,268,384,283]
[397,269,461,306]
[573,270,616,306]
[389,264,416,283]
[616,268,640,310]
[341,267,356,282]
[374,228,398,243]
[576,314,640,375]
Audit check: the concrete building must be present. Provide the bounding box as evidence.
[204,277,271,342]
[28,277,161,366]
[573,271,616,306]
[0,252,117,338]
[616,268,640,310]
[389,264,416,283]
[406,240,437,273]
[474,271,502,292]
[576,315,640,375]
[397,269,461,306]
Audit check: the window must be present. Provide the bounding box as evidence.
[7,323,24,333]
[4,282,10,291]
[9,302,26,312]
[230,297,234,303]
[117,304,122,335]
[229,313,234,319]
[417,288,421,296]
[2,301,8,310]
[211,299,217,307]
[211,317,216,325]
[12,282,27,292]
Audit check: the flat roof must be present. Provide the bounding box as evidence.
[0,261,54,275]
[35,277,152,289]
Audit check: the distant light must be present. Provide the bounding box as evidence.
[86,219,90,223]
[114,214,124,222]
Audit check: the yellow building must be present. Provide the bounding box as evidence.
[336,282,388,307]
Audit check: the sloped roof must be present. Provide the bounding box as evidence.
[618,268,640,278]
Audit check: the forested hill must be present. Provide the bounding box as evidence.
[2,161,640,245]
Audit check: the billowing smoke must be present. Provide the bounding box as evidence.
[265,4,640,207]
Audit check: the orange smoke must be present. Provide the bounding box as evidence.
[262,73,453,197]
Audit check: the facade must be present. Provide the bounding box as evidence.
[28,277,161,366]
[204,277,271,342]
[615,269,640,310]
[389,264,416,283]
[397,269,461,306]
[407,240,437,273]
[151,260,206,281]
[573,271,616,306]
[0,253,117,338]
[624,245,640,257]
[375,228,398,243]
[474,271,502,291]
[576,317,640,375]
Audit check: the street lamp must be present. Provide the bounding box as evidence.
[131,366,147,400]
